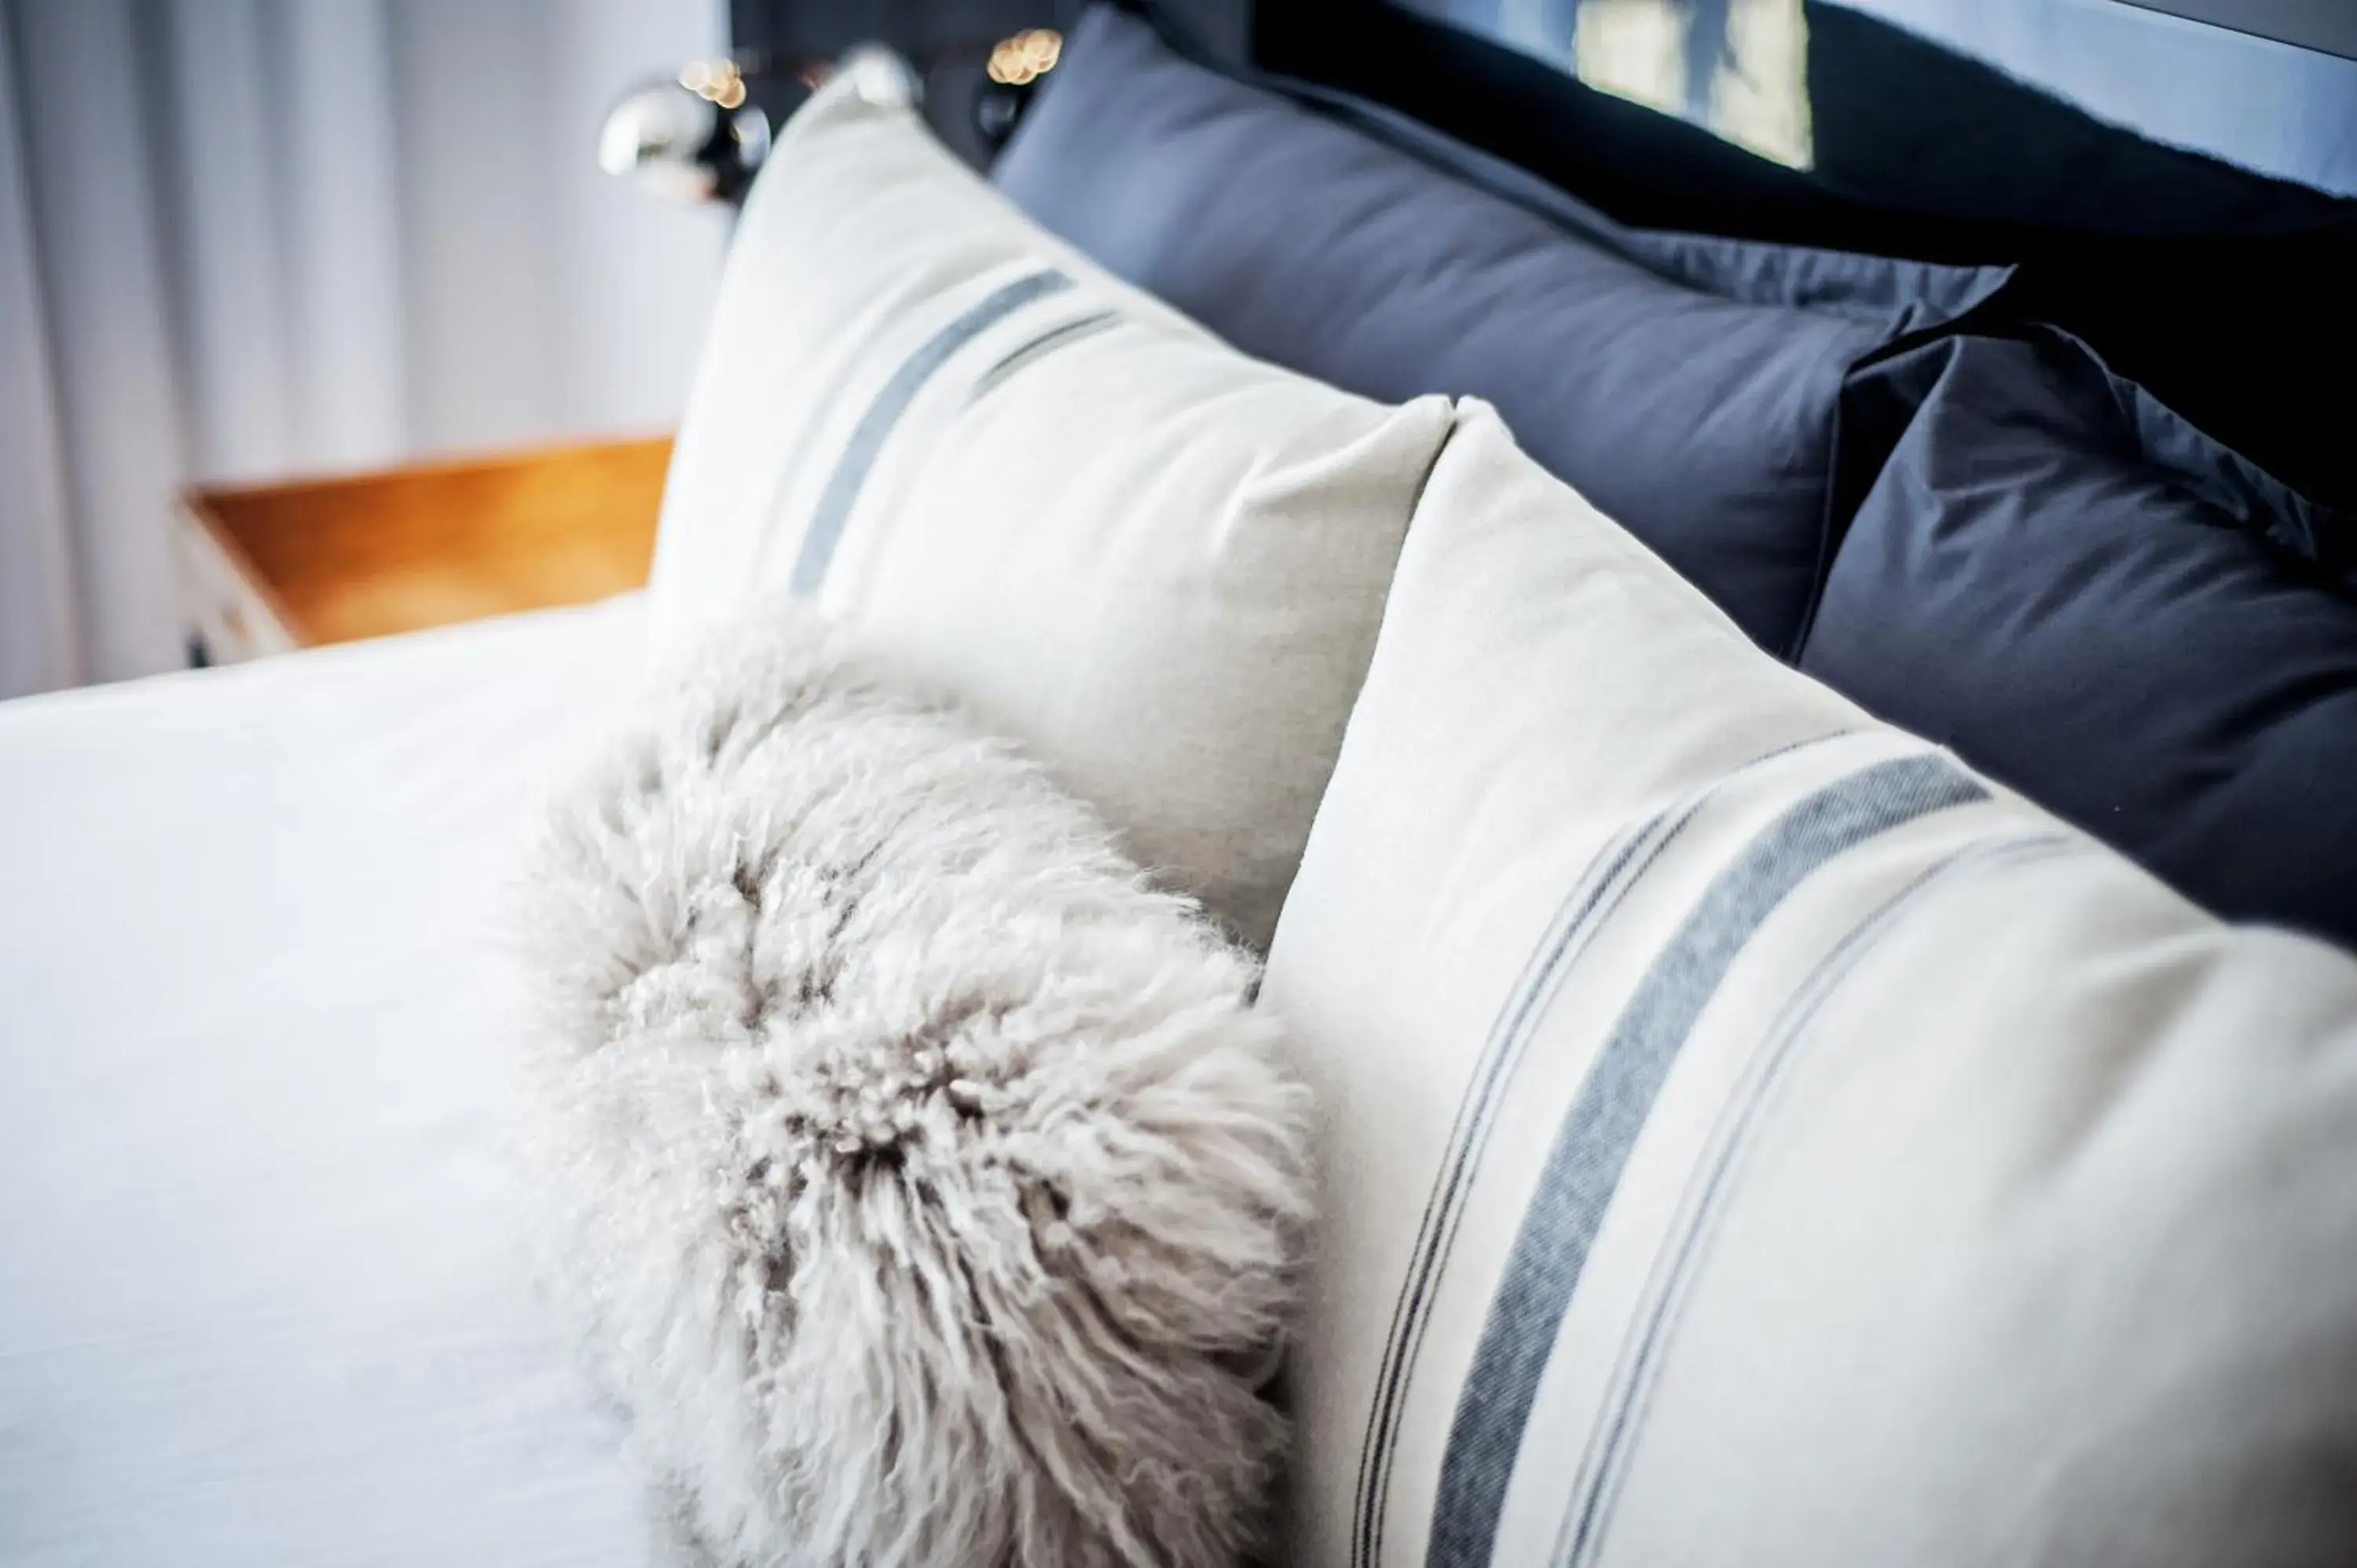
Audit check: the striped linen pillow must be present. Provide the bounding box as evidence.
[1264,399,2357,1567]
[647,64,1450,947]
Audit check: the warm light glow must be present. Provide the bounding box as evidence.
[679,57,748,110]
[987,28,1063,86]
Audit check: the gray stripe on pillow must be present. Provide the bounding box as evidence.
[791,268,1075,595]
[1550,831,2076,1568]
[1354,729,1853,1568]
[967,308,1121,405]
[1425,753,1985,1568]
[1351,807,1685,1568]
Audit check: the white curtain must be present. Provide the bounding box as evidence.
[0,0,730,697]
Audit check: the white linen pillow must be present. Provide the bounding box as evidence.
[1264,400,2357,1567]
[650,68,1452,947]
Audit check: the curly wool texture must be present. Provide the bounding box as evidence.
[514,614,1315,1568]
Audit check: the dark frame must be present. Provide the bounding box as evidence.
[2120,0,2357,59]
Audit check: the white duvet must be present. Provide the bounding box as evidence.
[0,599,665,1566]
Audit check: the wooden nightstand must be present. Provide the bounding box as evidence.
[175,435,671,664]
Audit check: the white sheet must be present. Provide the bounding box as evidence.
[0,599,669,1566]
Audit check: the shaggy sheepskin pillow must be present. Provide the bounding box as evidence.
[512,612,1315,1568]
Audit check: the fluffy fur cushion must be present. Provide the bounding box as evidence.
[512,614,1314,1568]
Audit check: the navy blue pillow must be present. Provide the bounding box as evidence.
[1237,0,2357,510]
[992,5,2003,656]
[1802,328,2357,948]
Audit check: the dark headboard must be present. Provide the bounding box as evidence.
[730,0,1082,162]
[1233,0,2357,236]
[732,0,1084,61]
[720,0,2355,499]
[729,0,2355,222]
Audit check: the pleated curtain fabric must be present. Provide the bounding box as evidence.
[0,0,728,698]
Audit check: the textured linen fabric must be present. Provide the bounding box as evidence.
[1262,402,2357,1568]
[0,599,666,1567]
[651,70,1451,947]
[991,5,2005,654]
[1800,328,2357,951]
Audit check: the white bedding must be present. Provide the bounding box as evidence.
[0,599,666,1566]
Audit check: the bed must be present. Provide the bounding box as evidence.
[0,599,662,1565]
[6,1,2357,1563]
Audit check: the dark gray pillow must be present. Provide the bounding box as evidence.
[1800,328,2357,950]
[992,4,2004,654]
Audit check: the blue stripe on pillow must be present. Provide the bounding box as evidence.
[792,268,1075,595]
[1425,753,1985,1568]
[1352,731,1854,1568]
[1351,804,1688,1568]
[967,308,1122,404]
[1549,832,2074,1568]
